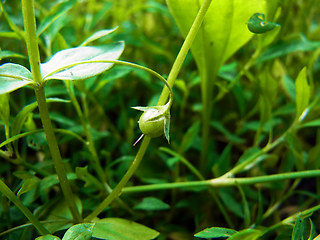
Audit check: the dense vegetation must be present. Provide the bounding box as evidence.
[1,0,320,239]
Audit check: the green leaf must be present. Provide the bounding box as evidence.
[35,235,61,240]
[17,178,39,197]
[180,121,200,153]
[283,75,296,101]
[211,121,245,144]
[167,0,265,106]
[40,42,125,81]
[164,116,170,143]
[257,34,320,63]
[44,197,82,233]
[133,197,170,211]
[228,229,262,240]
[308,219,317,240]
[295,67,310,120]
[92,218,159,240]
[300,119,320,128]
[11,98,70,137]
[62,223,94,240]
[194,227,237,238]
[0,50,26,60]
[0,63,33,94]
[80,28,118,46]
[292,214,305,240]
[36,0,77,37]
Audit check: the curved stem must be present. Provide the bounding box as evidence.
[157,0,213,105]
[44,60,174,107]
[0,179,49,235]
[84,137,151,222]
[84,0,213,221]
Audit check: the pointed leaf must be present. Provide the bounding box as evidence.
[133,197,170,211]
[36,0,77,37]
[180,121,200,152]
[41,42,125,81]
[164,116,170,143]
[17,178,39,197]
[228,229,262,240]
[11,98,70,137]
[194,227,237,238]
[292,214,305,240]
[295,67,310,120]
[92,218,159,240]
[62,223,94,240]
[308,218,317,240]
[0,63,33,94]
[80,28,118,46]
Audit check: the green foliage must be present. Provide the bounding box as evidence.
[1,0,320,239]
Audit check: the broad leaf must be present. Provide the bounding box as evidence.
[194,227,237,238]
[92,218,159,240]
[35,235,61,240]
[167,0,265,69]
[0,63,33,94]
[62,223,94,240]
[295,67,310,121]
[166,0,266,105]
[40,42,125,81]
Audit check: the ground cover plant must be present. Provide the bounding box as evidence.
[0,0,320,239]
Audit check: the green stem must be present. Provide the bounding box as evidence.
[21,0,42,84]
[22,0,82,223]
[35,87,82,223]
[0,179,49,235]
[122,169,320,193]
[157,0,213,105]
[84,0,213,221]
[84,137,151,222]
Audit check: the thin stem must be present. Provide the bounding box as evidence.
[122,170,320,193]
[84,0,213,221]
[44,60,174,106]
[157,0,213,105]
[84,137,151,222]
[22,0,82,223]
[21,0,42,84]
[0,179,49,235]
[35,87,82,223]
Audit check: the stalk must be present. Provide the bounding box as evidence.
[84,137,151,222]
[122,169,320,193]
[22,0,82,223]
[35,88,82,222]
[0,179,49,235]
[84,0,213,221]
